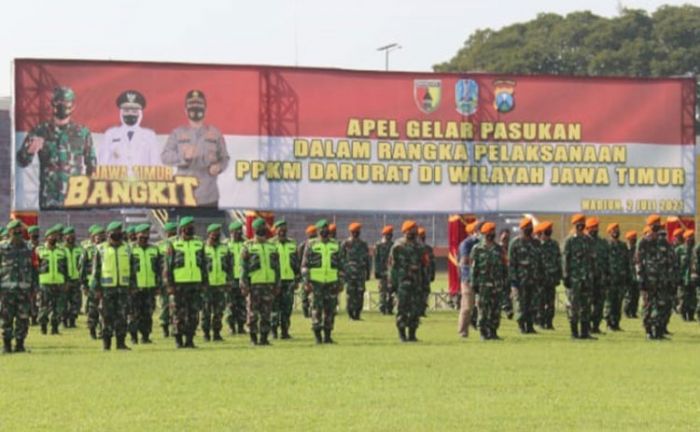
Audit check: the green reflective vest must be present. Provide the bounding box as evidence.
[228,240,244,279]
[37,246,66,285]
[65,245,82,281]
[276,239,297,281]
[309,240,340,283]
[248,241,277,285]
[100,244,131,288]
[205,243,229,286]
[132,245,159,289]
[171,239,204,283]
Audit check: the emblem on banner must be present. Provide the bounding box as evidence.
[455,79,479,116]
[414,79,442,114]
[493,80,515,113]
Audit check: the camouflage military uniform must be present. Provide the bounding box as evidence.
[658,234,677,332]
[623,240,640,318]
[63,242,83,327]
[508,235,543,333]
[675,241,694,321]
[156,234,176,336]
[469,240,506,339]
[202,238,231,341]
[271,236,299,338]
[240,235,280,344]
[341,236,371,320]
[0,238,36,352]
[374,238,394,314]
[79,239,101,338]
[636,233,672,338]
[538,238,562,329]
[226,235,247,334]
[16,121,96,208]
[563,232,594,337]
[588,234,609,332]
[691,242,700,321]
[388,236,427,341]
[419,240,436,317]
[605,237,630,330]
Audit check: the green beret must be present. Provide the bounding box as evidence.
[251,218,266,230]
[228,220,243,231]
[54,223,64,232]
[125,225,135,234]
[163,222,178,232]
[315,219,329,229]
[6,220,22,230]
[27,225,40,234]
[45,225,60,236]
[0,228,7,236]
[207,223,222,233]
[91,226,105,235]
[62,226,75,235]
[106,221,123,232]
[179,216,194,228]
[273,220,287,229]
[135,223,151,234]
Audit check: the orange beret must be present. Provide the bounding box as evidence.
[646,214,661,226]
[480,222,496,234]
[683,230,694,239]
[519,217,533,229]
[673,228,684,238]
[642,226,651,235]
[625,230,637,240]
[401,220,417,233]
[381,225,393,235]
[305,225,317,235]
[535,221,552,234]
[348,222,361,232]
[606,223,619,234]
[328,223,336,232]
[585,217,599,229]
[417,227,426,236]
[465,222,477,234]
[571,214,585,225]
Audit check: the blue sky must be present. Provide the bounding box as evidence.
[1,0,696,96]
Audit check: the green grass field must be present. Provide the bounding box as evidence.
[2,301,699,431]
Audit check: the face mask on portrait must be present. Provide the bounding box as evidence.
[120,109,142,127]
[187,107,205,122]
[52,103,73,120]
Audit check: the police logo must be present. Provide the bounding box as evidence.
[455,79,478,116]
[413,79,442,114]
[493,80,515,113]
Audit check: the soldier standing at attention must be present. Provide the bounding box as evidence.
[157,222,178,337]
[79,225,105,340]
[509,218,543,334]
[0,220,36,353]
[341,222,371,320]
[302,219,342,344]
[62,226,82,328]
[469,222,506,340]
[226,221,247,335]
[164,217,206,348]
[37,225,69,335]
[605,223,630,331]
[27,226,41,326]
[15,86,96,208]
[240,218,280,346]
[91,222,133,350]
[498,228,513,320]
[298,225,318,318]
[271,220,299,339]
[535,221,561,330]
[388,220,428,342]
[161,90,229,207]
[129,224,160,344]
[374,225,394,315]
[623,231,639,319]
[202,224,230,342]
[563,214,595,340]
[417,227,435,317]
[586,217,609,334]
[679,230,696,321]
[637,215,672,339]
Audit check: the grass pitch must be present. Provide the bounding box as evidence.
[1,306,699,431]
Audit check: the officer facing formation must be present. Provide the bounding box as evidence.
[62,226,83,328]
[341,222,371,321]
[298,225,318,318]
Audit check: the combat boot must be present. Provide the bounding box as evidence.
[50,323,60,335]
[41,323,48,335]
[103,336,112,351]
[518,321,527,334]
[141,332,152,344]
[130,331,139,344]
[580,322,597,340]
[184,334,196,348]
[570,321,579,339]
[162,324,170,338]
[14,338,26,353]
[69,317,76,328]
[526,321,537,334]
[323,329,335,344]
[116,335,131,350]
[237,322,247,334]
[250,332,259,346]
[547,318,555,330]
[479,326,489,341]
[271,327,278,339]
[260,332,271,346]
[490,328,501,340]
[591,321,602,334]
[89,327,97,340]
[212,330,223,341]
[175,334,184,348]
[3,338,12,354]
[313,329,323,344]
[280,325,291,340]
[203,329,211,341]
[408,327,418,342]
[398,327,407,342]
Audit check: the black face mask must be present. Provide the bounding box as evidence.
[184,226,195,237]
[486,233,496,241]
[523,227,533,237]
[110,232,123,242]
[320,228,329,238]
[406,232,417,241]
[352,231,360,239]
[576,223,585,231]
[211,233,221,242]
[590,230,598,238]
[187,107,205,121]
[48,238,57,246]
[53,104,71,120]
[612,232,620,239]
[544,229,552,237]
[122,114,139,126]
[651,225,661,233]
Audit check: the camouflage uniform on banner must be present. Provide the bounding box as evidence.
[202,224,231,342]
[271,220,299,339]
[605,224,630,331]
[91,222,133,350]
[297,226,318,318]
[563,214,595,339]
[241,218,280,346]
[79,225,105,339]
[374,226,394,315]
[226,221,247,335]
[469,222,506,340]
[388,220,428,342]
[62,227,83,328]
[15,87,97,208]
[341,223,371,320]
[164,217,206,348]
[534,222,562,330]
[508,218,543,334]
[676,230,695,321]
[0,221,36,354]
[157,222,178,337]
[623,231,640,318]
[37,225,69,335]
[129,224,161,344]
[417,227,436,317]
